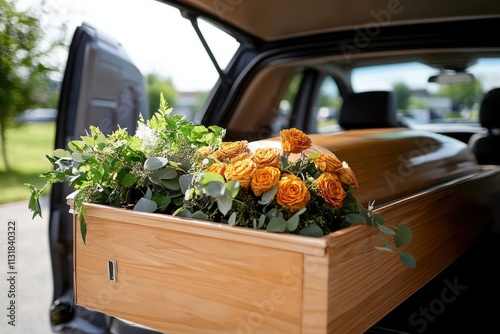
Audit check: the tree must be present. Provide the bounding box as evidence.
[393,81,412,111]
[0,0,67,170]
[434,79,483,111]
[145,73,178,115]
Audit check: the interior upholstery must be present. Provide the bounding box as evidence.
[337,91,399,130]
[468,88,500,165]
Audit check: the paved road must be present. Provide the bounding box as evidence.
[0,196,53,333]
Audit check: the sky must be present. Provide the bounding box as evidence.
[18,0,240,92]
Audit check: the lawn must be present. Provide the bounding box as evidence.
[0,122,56,204]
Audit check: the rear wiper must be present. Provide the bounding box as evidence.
[181,11,232,86]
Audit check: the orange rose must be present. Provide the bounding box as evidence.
[314,153,343,173]
[276,173,311,213]
[219,140,250,159]
[231,151,251,163]
[251,147,280,168]
[207,162,227,177]
[224,158,256,189]
[251,166,281,196]
[280,128,312,154]
[337,161,358,188]
[315,172,345,208]
[209,149,226,161]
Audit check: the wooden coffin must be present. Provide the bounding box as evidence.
[71,128,500,333]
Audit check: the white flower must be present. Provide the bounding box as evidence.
[135,124,159,151]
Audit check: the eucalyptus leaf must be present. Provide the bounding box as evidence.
[258,186,278,205]
[81,136,95,147]
[151,167,178,180]
[371,213,384,226]
[216,193,233,216]
[179,174,193,194]
[378,225,396,235]
[201,172,225,185]
[205,181,225,197]
[144,157,169,171]
[299,224,324,237]
[145,187,153,199]
[345,213,366,225]
[175,208,193,217]
[161,178,181,190]
[228,212,237,226]
[257,214,266,229]
[286,215,300,232]
[400,252,416,268]
[71,153,84,162]
[225,180,240,198]
[191,211,208,221]
[133,197,157,212]
[394,224,412,247]
[266,217,287,232]
[374,246,394,252]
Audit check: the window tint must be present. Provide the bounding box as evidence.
[272,72,303,134]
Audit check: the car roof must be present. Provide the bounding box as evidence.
[173,0,500,41]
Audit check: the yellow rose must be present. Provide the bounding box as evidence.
[276,173,311,213]
[197,146,212,156]
[251,147,281,168]
[315,172,345,208]
[224,158,256,189]
[314,153,343,173]
[207,162,227,177]
[279,128,312,154]
[251,166,281,196]
[337,161,359,188]
[219,140,250,159]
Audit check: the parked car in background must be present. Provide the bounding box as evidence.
[17,108,57,122]
[47,0,500,333]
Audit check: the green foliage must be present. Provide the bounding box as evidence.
[393,81,412,111]
[0,0,67,170]
[145,73,179,117]
[434,79,482,111]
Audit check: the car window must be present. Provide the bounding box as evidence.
[351,59,500,129]
[314,75,343,133]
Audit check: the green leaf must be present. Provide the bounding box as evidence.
[345,213,366,225]
[81,136,95,147]
[299,224,324,237]
[144,157,169,170]
[266,217,287,232]
[374,246,394,252]
[68,140,86,152]
[133,197,158,212]
[80,216,87,245]
[121,173,137,187]
[151,167,178,180]
[144,187,153,200]
[53,149,71,158]
[216,193,234,216]
[258,186,278,205]
[371,213,384,225]
[306,151,321,161]
[179,174,193,194]
[161,178,181,191]
[228,212,237,226]
[205,181,225,197]
[257,214,266,229]
[394,224,412,247]
[191,211,208,221]
[225,180,240,198]
[378,225,396,235]
[400,252,416,268]
[201,172,225,185]
[286,208,305,232]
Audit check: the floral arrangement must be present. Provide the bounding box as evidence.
[27,94,415,267]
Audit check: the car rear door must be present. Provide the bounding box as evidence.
[49,22,149,332]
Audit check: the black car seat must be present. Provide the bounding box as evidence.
[338,91,400,129]
[468,88,500,165]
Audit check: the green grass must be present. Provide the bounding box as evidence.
[0,122,55,204]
